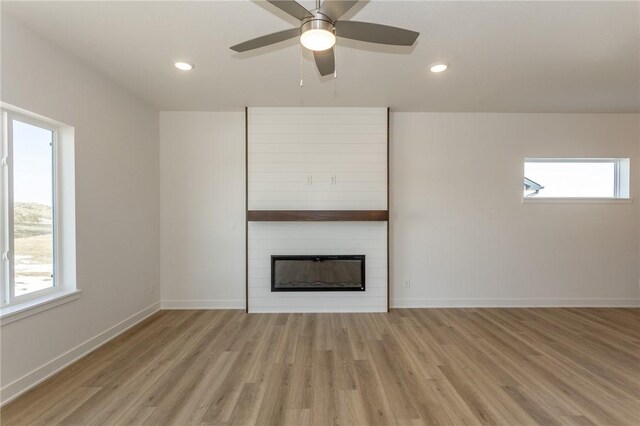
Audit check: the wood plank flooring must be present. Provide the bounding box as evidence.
[1,308,639,425]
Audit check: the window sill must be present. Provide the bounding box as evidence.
[0,289,81,326]
[522,197,633,204]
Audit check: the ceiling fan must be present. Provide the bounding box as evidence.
[230,0,419,77]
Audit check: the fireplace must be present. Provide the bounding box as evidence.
[271,255,365,292]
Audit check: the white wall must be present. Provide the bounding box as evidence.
[391,113,640,307]
[160,111,639,309]
[159,112,245,308]
[1,15,160,403]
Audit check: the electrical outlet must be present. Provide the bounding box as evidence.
[149,282,154,292]
[330,175,337,184]
[306,175,313,185]
[404,280,411,288]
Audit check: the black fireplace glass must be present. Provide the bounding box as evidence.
[271,255,365,292]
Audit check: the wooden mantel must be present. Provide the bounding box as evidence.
[247,210,388,222]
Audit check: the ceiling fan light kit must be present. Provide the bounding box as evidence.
[230,0,420,77]
[300,16,335,51]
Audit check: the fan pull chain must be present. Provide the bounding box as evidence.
[334,40,338,79]
[299,43,304,87]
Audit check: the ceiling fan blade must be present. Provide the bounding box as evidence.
[318,1,359,21]
[267,0,313,21]
[230,28,300,52]
[314,48,335,76]
[335,21,419,46]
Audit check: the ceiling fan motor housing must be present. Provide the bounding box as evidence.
[301,13,335,35]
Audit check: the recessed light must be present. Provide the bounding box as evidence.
[430,63,448,73]
[174,62,194,71]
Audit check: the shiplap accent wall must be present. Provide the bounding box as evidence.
[247,107,388,312]
[248,108,387,210]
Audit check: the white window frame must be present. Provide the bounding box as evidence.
[0,104,79,325]
[523,158,632,203]
[1,110,61,306]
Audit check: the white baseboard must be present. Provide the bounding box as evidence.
[391,298,640,308]
[248,306,387,313]
[0,301,161,406]
[163,297,640,311]
[161,299,245,309]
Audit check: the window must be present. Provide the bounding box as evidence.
[523,158,630,199]
[1,107,79,313]
[0,105,77,322]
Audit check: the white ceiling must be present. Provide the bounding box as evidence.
[3,0,639,112]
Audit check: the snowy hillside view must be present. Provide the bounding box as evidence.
[14,202,53,296]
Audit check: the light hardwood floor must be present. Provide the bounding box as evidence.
[2,308,639,425]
